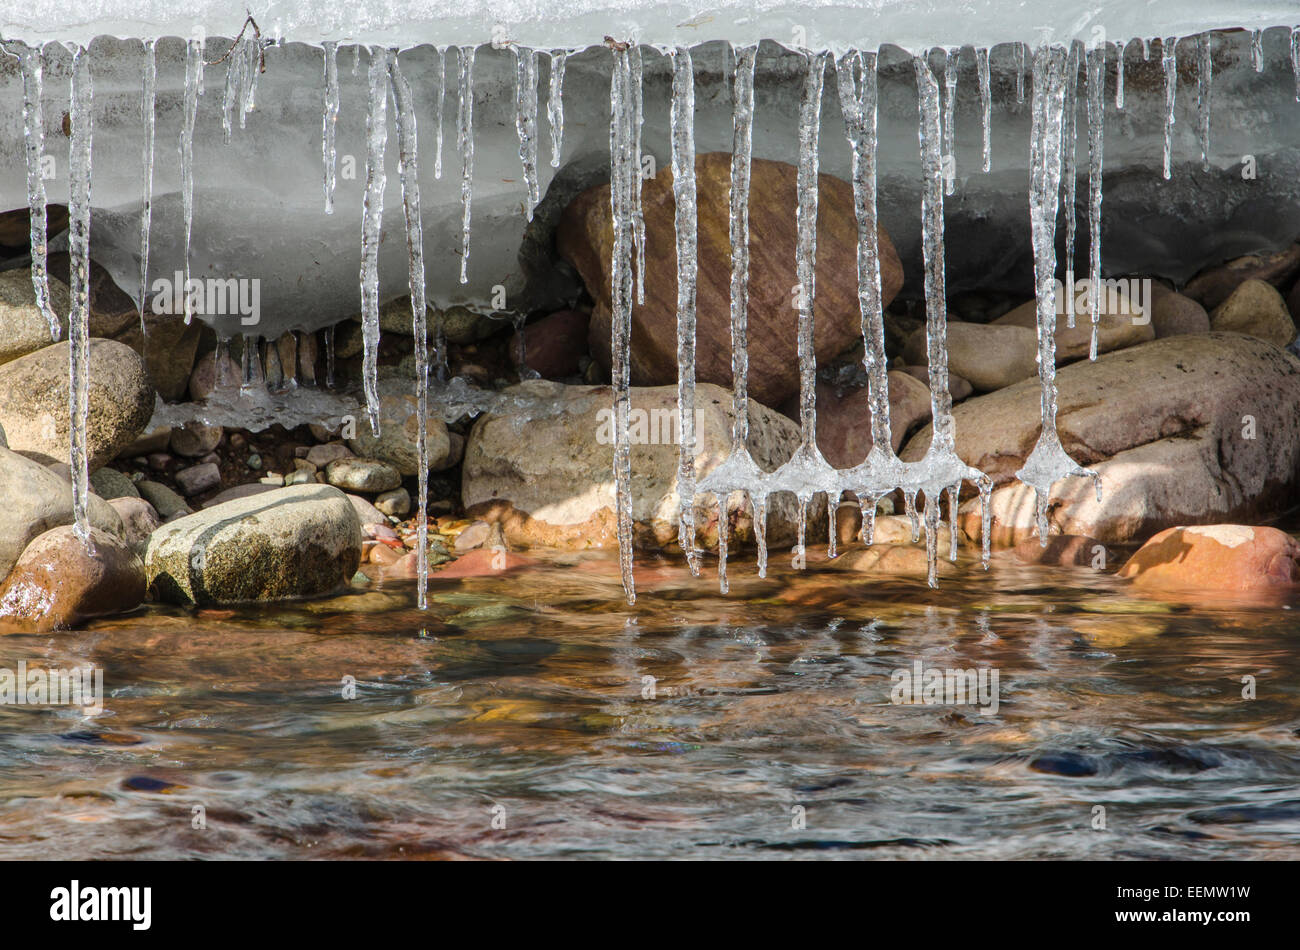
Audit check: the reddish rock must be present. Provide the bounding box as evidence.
[1013,534,1108,567]
[899,363,973,402]
[789,371,931,467]
[511,309,589,379]
[559,151,903,409]
[0,526,145,631]
[1118,524,1300,593]
[1148,282,1210,338]
[1182,245,1300,310]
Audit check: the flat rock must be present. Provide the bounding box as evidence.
[1013,534,1108,567]
[136,480,191,519]
[993,284,1155,363]
[325,457,401,493]
[175,462,221,496]
[904,321,1038,392]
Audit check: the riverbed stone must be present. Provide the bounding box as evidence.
[1118,524,1300,594]
[900,334,1300,546]
[107,496,162,556]
[170,422,223,458]
[374,487,411,517]
[325,457,401,493]
[1183,245,1300,310]
[0,339,153,470]
[345,385,451,476]
[1209,278,1297,348]
[511,309,589,379]
[0,445,126,581]
[175,462,221,496]
[89,466,139,500]
[903,321,1038,392]
[795,371,931,467]
[144,484,362,605]
[0,526,145,631]
[559,152,903,409]
[993,284,1155,363]
[1148,282,1210,338]
[136,480,191,520]
[0,268,72,367]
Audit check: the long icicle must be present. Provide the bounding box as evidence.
[359,48,389,435]
[1060,41,1081,329]
[322,40,339,213]
[548,50,567,168]
[1197,32,1212,173]
[1115,39,1125,109]
[388,55,430,611]
[670,47,700,576]
[68,44,94,544]
[180,37,203,324]
[1251,29,1263,73]
[1086,44,1105,360]
[1015,42,1025,103]
[1162,36,1177,179]
[434,46,446,179]
[977,47,991,172]
[19,43,58,341]
[609,45,637,605]
[1292,28,1300,101]
[457,45,475,284]
[630,45,647,306]
[137,39,157,335]
[513,45,540,221]
[941,47,958,196]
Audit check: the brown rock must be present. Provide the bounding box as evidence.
[1209,278,1297,348]
[189,349,241,401]
[1148,282,1210,338]
[511,309,588,379]
[794,370,931,467]
[170,422,223,458]
[1119,524,1300,594]
[0,526,145,631]
[899,363,973,402]
[1013,534,1108,567]
[559,152,903,408]
[107,496,162,556]
[904,321,1038,392]
[1182,245,1300,310]
[994,282,1155,363]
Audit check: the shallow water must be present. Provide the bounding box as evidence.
[2,540,1299,860]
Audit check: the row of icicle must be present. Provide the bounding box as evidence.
[4,28,1295,607]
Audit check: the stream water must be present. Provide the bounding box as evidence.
[1,538,1298,860]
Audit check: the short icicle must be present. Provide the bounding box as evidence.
[977,47,991,173]
[67,45,94,544]
[941,48,958,196]
[19,43,58,340]
[434,47,446,179]
[513,46,540,221]
[548,50,566,168]
[1060,41,1081,329]
[1162,37,1177,179]
[1197,32,1212,172]
[359,48,390,436]
[457,45,476,284]
[1251,29,1263,73]
[1292,28,1300,101]
[630,45,647,306]
[1115,39,1125,109]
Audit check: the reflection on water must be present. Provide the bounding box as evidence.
[1,543,1299,860]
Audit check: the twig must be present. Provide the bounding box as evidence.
[206,15,266,73]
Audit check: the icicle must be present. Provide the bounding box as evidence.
[941,48,958,196]
[457,45,475,284]
[753,495,769,577]
[1162,37,1177,180]
[240,335,264,391]
[513,46,540,221]
[322,40,339,213]
[239,30,260,125]
[389,55,430,611]
[1142,37,1152,60]
[670,47,700,576]
[137,40,156,335]
[1292,28,1300,101]
[1251,29,1264,72]
[609,44,638,604]
[1115,39,1125,109]
[826,496,838,559]
[434,47,446,179]
[1060,41,1081,329]
[67,45,93,544]
[947,484,960,560]
[1015,42,1026,103]
[324,326,336,388]
[716,493,730,594]
[977,47,991,173]
[548,50,567,168]
[630,45,646,306]
[180,37,203,324]
[221,39,241,140]
[1197,32,1212,172]
[359,48,390,436]
[352,44,361,75]
[19,43,58,341]
[1017,45,1101,545]
[1086,44,1105,361]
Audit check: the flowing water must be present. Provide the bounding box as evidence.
[2,543,1298,860]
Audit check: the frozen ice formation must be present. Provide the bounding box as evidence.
[6,5,1300,603]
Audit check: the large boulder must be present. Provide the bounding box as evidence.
[903,321,1037,392]
[144,484,362,605]
[0,339,154,470]
[1119,525,1300,595]
[0,445,125,581]
[792,370,931,467]
[345,378,452,476]
[0,526,145,631]
[993,283,1155,363]
[0,268,72,366]
[462,380,807,550]
[900,333,1300,545]
[1209,278,1297,349]
[558,152,903,409]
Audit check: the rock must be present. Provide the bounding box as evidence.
[297,331,319,385]
[119,426,172,459]
[204,483,279,507]
[374,487,411,517]
[454,521,492,552]
[0,339,154,470]
[169,422,223,458]
[900,334,1300,546]
[1119,525,1300,594]
[441,305,498,344]
[107,496,162,556]
[831,544,959,577]
[1209,278,1297,348]
[89,467,139,500]
[305,442,354,468]
[899,363,973,402]
[144,484,362,605]
[347,494,389,527]
[0,446,126,580]
[285,469,316,485]
[462,380,808,550]
[325,457,401,493]
[0,268,72,366]
[345,386,451,476]
[993,284,1155,364]
[795,371,931,467]
[1182,245,1300,310]
[0,526,145,630]
[136,480,191,520]
[175,462,221,496]
[428,547,538,579]
[188,349,241,401]
[1013,535,1108,567]
[559,152,903,409]
[435,431,464,472]
[1148,283,1210,338]
[147,453,171,471]
[903,321,1038,392]
[511,309,589,379]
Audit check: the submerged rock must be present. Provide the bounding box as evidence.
[901,333,1300,545]
[1119,524,1300,594]
[0,526,145,631]
[0,339,153,470]
[560,151,903,409]
[144,484,362,605]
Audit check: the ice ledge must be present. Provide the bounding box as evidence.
[3,1,1298,53]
